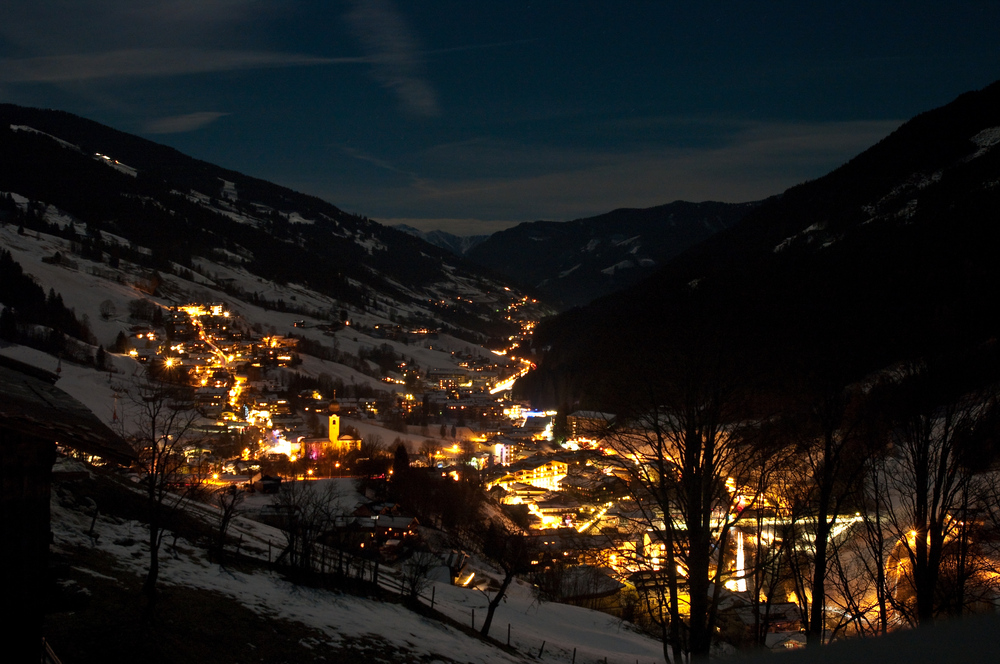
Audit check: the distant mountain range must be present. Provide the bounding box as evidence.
[0,104,744,325]
[520,80,1000,408]
[396,202,756,310]
[461,202,757,308]
[393,225,490,257]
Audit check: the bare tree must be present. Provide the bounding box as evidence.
[214,484,245,559]
[604,359,762,662]
[400,550,440,601]
[360,433,386,458]
[469,506,533,639]
[868,361,1000,625]
[783,386,868,646]
[846,421,903,637]
[355,434,390,497]
[418,438,441,466]
[739,427,803,649]
[99,299,116,321]
[114,374,201,597]
[271,480,346,573]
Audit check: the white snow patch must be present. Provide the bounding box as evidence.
[971,126,1000,158]
[774,221,826,253]
[773,237,793,253]
[49,476,666,664]
[10,125,82,152]
[219,179,238,201]
[211,247,251,263]
[355,235,387,254]
[285,212,315,225]
[99,158,138,178]
[600,260,633,276]
[972,126,1000,149]
[6,191,30,206]
[558,264,581,278]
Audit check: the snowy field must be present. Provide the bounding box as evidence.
[1,214,517,434]
[51,471,666,664]
[0,219,510,396]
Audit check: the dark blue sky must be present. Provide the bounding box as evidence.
[2,2,998,234]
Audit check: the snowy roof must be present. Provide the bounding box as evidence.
[558,566,624,600]
[0,355,133,463]
[568,411,616,421]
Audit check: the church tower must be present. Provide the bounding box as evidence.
[327,398,341,443]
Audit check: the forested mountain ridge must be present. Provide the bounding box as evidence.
[520,80,1000,408]
[464,200,757,308]
[0,104,538,344]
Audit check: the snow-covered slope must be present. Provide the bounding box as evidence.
[0,221,546,442]
[394,224,490,257]
[0,104,552,348]
[50,470,665,663]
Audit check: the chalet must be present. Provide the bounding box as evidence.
[559,470,628,501]
[490,455,568,492]
[534,494,583,527]
[252,474,283,494]
[426,368,470,389]
[364,514,420,542]
[556,565,624,602]
[567,410,615,440]
[0,355,132,661]
[495,481,546,502]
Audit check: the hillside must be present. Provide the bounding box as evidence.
[44,462,664,664]
[0,104,546,349]
[465,201,757,308]
[520,80,1000,408]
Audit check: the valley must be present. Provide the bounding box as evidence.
[5,76,1000,664]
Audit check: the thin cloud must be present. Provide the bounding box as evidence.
[0,48,365,83]
[339,146,435,193]
[335,119,904,223]
[145,111,230,134]
[341,146,408,174]
[345,0,439,117]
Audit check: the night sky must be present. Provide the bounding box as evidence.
[2,2,998,235]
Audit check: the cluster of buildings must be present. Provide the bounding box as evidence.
[115,298,818,646]
[472,412,808,645]
[117,300,550,475]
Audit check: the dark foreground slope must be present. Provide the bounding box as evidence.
[520,80,1000,408]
